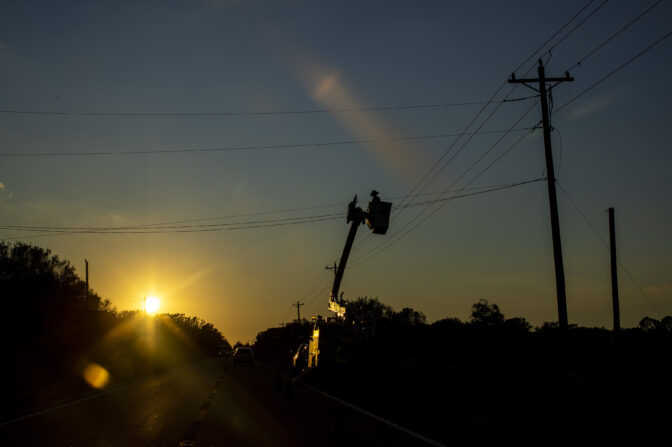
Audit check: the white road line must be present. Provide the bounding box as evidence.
[302,384,447,447]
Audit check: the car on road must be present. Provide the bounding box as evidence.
[233,346,255,366]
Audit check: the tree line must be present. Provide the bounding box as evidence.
[0,242,229,421]
[254,296,672,445]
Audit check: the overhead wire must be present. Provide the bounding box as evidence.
[352,0,602,256]
[282,1,668,315]
[303,276,333,313]
[565,0,665,72]
[0,178,545,237]
[0,97,535,118]
[556,181,662,317]
[283,268,332,323]
[350,0,659,267]
[0,215,342,238]
[554,127,564,180]
[555,29,672,114]
[355,75,537,252]
[301,269,330,304]
[352,87,523,253]
[0,212,345,232]
[0,127,535,158]
[349,109,541,269]
[546,0,611,55]
[510,0,598,74]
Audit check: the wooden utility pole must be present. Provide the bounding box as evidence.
[85,259,89,307]
[608,207,620,332]
[293,301,305,324]
[509,59,574,332]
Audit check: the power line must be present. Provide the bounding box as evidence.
[0,127,534,158]
[554,127,564,180]
[565,0,665,72]
[0,215,342,237]
[350,124,540,269]
[0,181,538,240]
[393,84,512,212]
[546,0,611,54]
[0,213,345,234]
[350,103,539,268]
[0,97,534,118]
[556,181,662,317]
[301,269,330,304]
[0,179,544,236]
[303,276,333,313]
[370,82,531,257]
[511,0,598,74]
[350,132,538,267]
[354,82,533,254]
[403,177,545,207]
[381,0,600,246]
[555,29,672,113]
[254,1,606,316]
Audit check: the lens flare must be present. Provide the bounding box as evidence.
[319,71,432,182]
[83,363,110,389]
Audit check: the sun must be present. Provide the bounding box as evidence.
[145,296,160,314]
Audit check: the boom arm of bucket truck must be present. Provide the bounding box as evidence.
[328,190,391,317]
[294,190,391,371]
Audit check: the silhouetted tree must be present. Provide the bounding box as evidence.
[638,316,672,332]
[346,296,392,323]
[469,299,505,326]
[537,321,559,331]
[432,317,463,330]
[390,307,427,326]
[662,316,672,331]
[639,316,660,331]
[1,242,229,421]
[503,317,531,333]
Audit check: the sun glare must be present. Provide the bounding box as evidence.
[145,296,160,314]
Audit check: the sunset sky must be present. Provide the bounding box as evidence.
[1,0,671,343]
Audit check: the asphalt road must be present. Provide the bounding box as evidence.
[0,358,438,446]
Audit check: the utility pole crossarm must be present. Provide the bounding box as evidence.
[509,76,574,83]
[292,301,305,324]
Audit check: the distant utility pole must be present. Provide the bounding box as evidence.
[509,59,574,333]
[325,262,337,276]
[85,259,89,307]
[608,207,620,332]
[292,301,305,324]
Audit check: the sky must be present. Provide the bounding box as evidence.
[1,0,671,344]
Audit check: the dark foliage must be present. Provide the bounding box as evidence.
[255,295,672,446]
[0,242,229,421]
